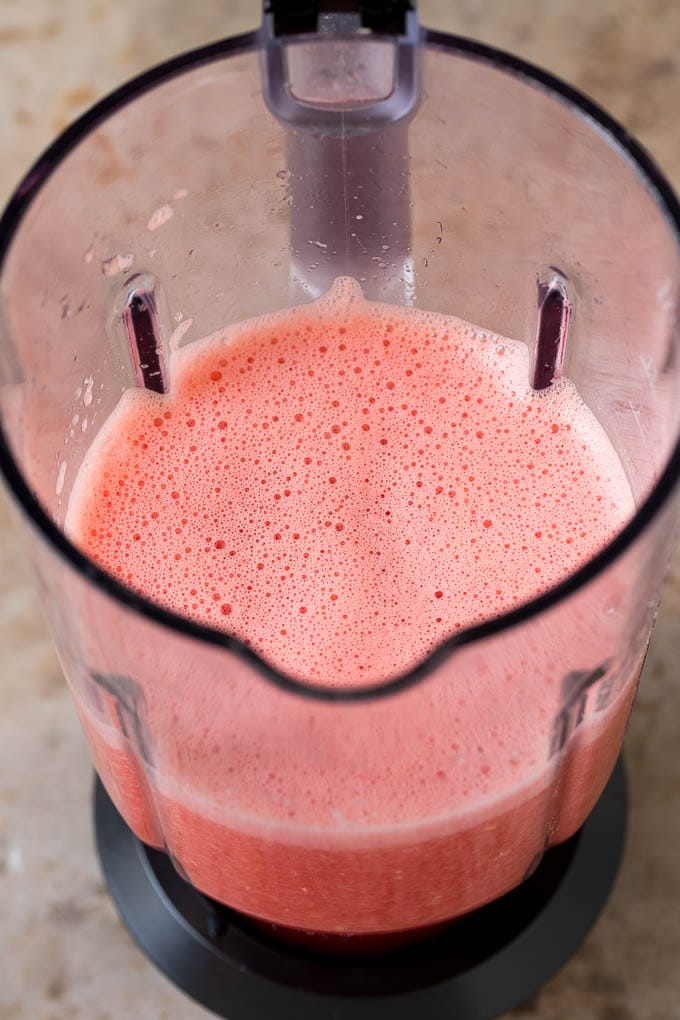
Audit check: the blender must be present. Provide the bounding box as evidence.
[1,2,680,1017]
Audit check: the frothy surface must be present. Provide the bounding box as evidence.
[68,278,633,686]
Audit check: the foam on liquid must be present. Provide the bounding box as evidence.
[68,277,633,686]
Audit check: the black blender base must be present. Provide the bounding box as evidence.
[94,759,627,1020]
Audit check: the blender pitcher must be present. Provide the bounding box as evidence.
[2,2,680,1018]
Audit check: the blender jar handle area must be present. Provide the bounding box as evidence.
[263,1,418,41]
[260,0,420,129]
[260,0,420,304]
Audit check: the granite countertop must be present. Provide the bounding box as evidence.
[1,2,680,1018]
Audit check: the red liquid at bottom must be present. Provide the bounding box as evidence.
[79,685,635,947]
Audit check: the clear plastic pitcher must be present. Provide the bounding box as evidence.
[1,8,680,946]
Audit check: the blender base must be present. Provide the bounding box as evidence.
[94,759,627,1020]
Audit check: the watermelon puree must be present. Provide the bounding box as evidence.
[67,278,638,937]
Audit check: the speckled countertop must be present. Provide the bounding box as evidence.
[2,2,680,1018]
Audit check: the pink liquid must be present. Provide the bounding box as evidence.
[67,279,637,939]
